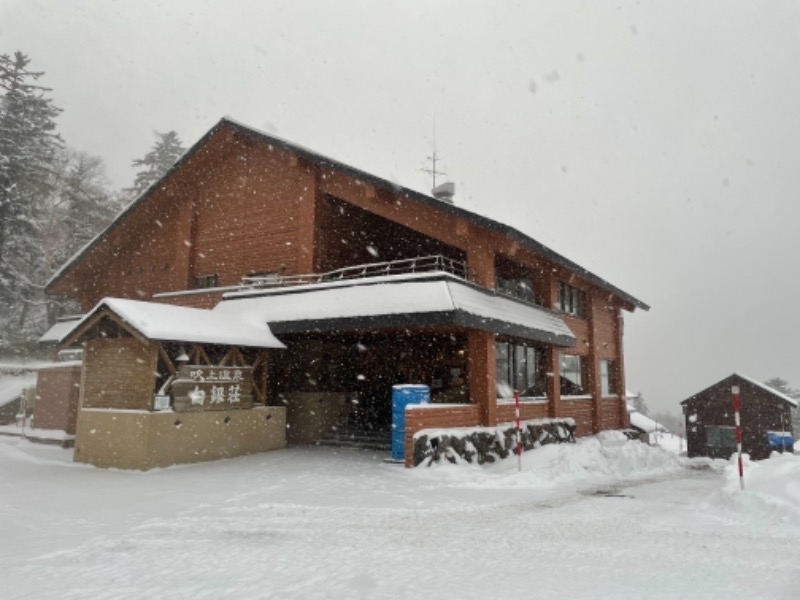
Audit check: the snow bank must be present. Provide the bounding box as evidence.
[719,452,800,524]
[413,431,686,491]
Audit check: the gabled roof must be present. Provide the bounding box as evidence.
[215,272,576,346]
[46,117,649,311]
[62,298,285,349]
[680,373,798,408]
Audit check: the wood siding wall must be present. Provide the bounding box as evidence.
[81,338,156,410]
[33,364,82,433]
[600,398,626,431]
[496,401,549,424]
[560,399,594,438]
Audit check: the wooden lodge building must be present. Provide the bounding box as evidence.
[45,117,648,469]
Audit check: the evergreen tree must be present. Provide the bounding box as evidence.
[764,377,796,397]
[125,130,185,199]
[764,377,800,436]
[40,149,122,325]
[629,391,649,415]
[0,52,62,345]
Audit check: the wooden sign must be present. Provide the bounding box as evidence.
[171,365,254,412]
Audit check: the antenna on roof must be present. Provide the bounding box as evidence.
[420,119,446,189]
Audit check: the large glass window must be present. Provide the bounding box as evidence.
[496,341,545,398]
[560,354,585,395]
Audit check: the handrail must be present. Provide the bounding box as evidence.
[239,255,471,290]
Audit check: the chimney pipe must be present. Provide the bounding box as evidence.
[432,181,455,204]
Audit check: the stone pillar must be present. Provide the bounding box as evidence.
[467,329,497,426]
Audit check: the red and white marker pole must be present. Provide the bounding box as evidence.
[731,385,745,491]
[515,390,522,472]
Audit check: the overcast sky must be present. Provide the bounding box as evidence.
[3,0,799,416]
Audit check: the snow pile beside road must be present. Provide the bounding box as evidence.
[415,431,686,490]
[721,452,800,523]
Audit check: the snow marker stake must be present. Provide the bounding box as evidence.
[731,385,744,491]
[515,390,522,472]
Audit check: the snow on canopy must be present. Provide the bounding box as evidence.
[216,273,575,345]
[66,298,285,349]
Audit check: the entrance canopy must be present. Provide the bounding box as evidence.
[215,273,575,346]
[62,297,285,348]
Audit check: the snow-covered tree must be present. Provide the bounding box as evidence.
[125,130,185,199]
[41,149,122,324]
[0,52,62,346]
[629,391,649,415]
[764,377,800,435]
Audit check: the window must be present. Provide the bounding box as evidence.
[706,426,736,449]
[496,275,538,305]
[558,281,585,318]
[496,341,545,397]
[600,360,616,396]
[560,354,585,395]
[193,274,218,289]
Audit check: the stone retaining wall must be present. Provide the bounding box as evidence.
[412,418,576,466]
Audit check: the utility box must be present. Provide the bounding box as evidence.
[391,384,430,461]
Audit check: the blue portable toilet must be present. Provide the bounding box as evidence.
[391,384,430,461]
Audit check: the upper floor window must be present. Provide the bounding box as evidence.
[496,275,538,305]
[558,281,585,318]
[193,274,218,289]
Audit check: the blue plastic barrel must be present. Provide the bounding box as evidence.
[391,384,430,461]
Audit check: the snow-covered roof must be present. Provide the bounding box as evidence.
[64,298,285,349]
[680,373,798,408]
[733,373,798,408]
[45,117,648,312]
[629,411,667,434]
[39,316,83,344]
[215,273,576,346]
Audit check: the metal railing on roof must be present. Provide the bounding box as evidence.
[239,255,471,290]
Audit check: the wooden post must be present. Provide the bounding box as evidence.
[732,385,745,490]
[515,390,522,472]
[546,347,561,419]
[467,329,496,426]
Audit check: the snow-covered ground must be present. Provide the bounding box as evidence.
[1,433,798,599]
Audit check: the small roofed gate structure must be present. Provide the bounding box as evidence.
[61,298,286,470]
[681,373,796,460]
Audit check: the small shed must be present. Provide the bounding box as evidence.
[681,373,796,460]
[61,297,287,470]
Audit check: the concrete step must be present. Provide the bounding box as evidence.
[316,428,392,451]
